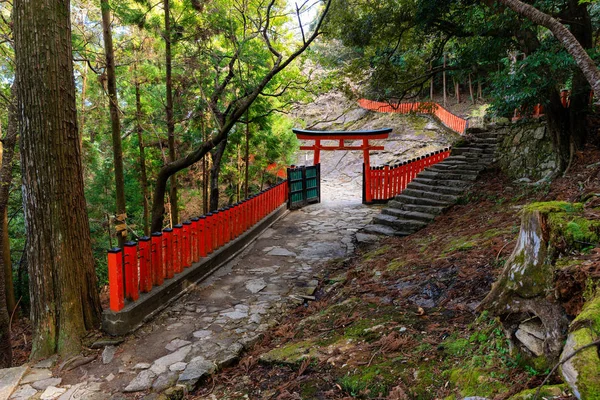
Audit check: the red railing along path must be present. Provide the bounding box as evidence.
[358,99,468,135]
[107,181,288,312]
[365,148,451,203]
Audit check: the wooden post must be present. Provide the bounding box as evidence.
[314,139,321,165]
[363,139,371,203]
[469,74,475,104]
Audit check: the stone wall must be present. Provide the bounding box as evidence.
[495,119,558,182]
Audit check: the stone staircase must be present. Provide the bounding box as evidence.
[364,130,501,236]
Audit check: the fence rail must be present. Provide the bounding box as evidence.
[364,148,451,203]
[358,99,468,135]
[107,181,288,312]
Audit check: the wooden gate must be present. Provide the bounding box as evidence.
[287,164,321,210]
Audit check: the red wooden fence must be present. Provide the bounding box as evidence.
[365,147,451,203]
[358,99,468,135]
[107,181,288,312]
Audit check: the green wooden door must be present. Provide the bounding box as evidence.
[287,164,321,210]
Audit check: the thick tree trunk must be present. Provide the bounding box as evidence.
[164,0,179,226]
[545,90,570,172]
[135,71,150,236]
[209,139,228,212]
[0,87,17,368]
[14,0,102,358]
[101,0,127,247]
[498,0,600,95]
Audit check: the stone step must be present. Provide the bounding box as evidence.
[433,162,484,171]
[374,213,428,230]
[427,165,480,175]
[402,188,458,203]
[382,207,436,222]
[451,147,484,155]
[388,200,445,215]
[362,223,409,237]
[418,170,477,182]
[471,132,501,139]
[412,177,472,188]
[406,181,464,195]
[394,194,450,207]
[471,137,499,144]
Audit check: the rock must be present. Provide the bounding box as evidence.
[102,345,117,364]
[33,355,59,369]
[9,384,37,400]
[266,247,297,257]
[169,362,187,372]
[355,233,378,243]
[40,386,66,400]
[178,356,215,386]
[90,338,125,349]
[105,373,115,382]
[20,368,52,385]
[192,330,212,339]
[165,339,191,352]
[32,378,62,391]
[515,320,545,356]
[222,310,248,320]
[150,345,192,375]
[57,382,89,400]
[0,366,28,400]
[507,384,567,399]
[133,363,152,370]
[245,278,267,294]
[152,372,179,392]
[124,370,157,392]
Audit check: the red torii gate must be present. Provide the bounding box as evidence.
[292,128,392,203]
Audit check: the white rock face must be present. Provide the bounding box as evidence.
[40,386,66,400]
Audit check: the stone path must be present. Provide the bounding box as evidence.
[6,172,382,400]
[365,129,501,236]
[4,109,456,400]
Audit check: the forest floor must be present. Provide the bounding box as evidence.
[188,146,600,400]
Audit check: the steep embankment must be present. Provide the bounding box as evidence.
[191,147,600,399]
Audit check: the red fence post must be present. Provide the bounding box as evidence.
[190,217,199,263]
[173,224,183,273]
[183,221,192,268]
[198,216,206,257]
[162,228,174,279]
[205,213,214,254]
[108,248,124,312]
[124,242,139,302]
[212,210,220,250]
[138,237,152,293]
[151,232,163,286]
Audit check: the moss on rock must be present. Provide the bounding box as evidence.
[507,384,567,399]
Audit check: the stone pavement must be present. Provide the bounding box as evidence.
[6,178,381,400]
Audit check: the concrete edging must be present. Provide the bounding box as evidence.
[102,205,289,336]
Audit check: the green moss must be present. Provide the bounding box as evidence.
[338,360,401,398]
[387,258,408,271]
[573,293,600,334]
[569,328,600,398]
[444,338,471,356]
[449,367,509,397]
[523,201,582,214]
[363,245,391,261]
[259,339,319,365]
[507,384,567,399]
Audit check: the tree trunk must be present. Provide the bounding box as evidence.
[244,118,250,198]
[0,86,18,369]
[164,0,179,226]
[14,0,102,358]
[135,74,150,236]
[79,62,88,150]
[498,0,600,96]
[429,62,434,100]
[209,139,228,212]
[443,54,447,107]
[468,74,474,104]
[101,0,127,248]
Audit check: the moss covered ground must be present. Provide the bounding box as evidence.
[189,148,600,399]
